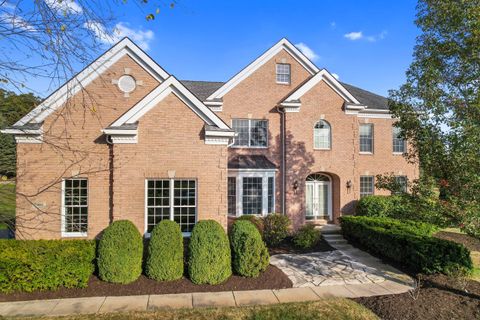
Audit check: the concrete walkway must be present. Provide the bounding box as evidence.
[0,282,413,318]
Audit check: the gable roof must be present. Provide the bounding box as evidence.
[282,69,360,105]
[205,38,320,101]
[110,76,231,130]
[181,79,388,110]
[13,37,169,127]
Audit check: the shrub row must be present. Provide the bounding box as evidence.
[355,195,457,227]
[340,216,473,275]
[0,239,95,293]
[347,216,439,236]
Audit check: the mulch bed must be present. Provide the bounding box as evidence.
[0,265,292,302]
[268,236,335,255]
[354,274,480,320]
[434,231,480,252]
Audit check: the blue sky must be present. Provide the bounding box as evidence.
[24,0,420,97]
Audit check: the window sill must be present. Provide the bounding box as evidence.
[62,232,87,238]
[229,146,268,149]
[314,148,331,151]
[393,152,405,156]
[276,82,291,85]
[359,152,374,155]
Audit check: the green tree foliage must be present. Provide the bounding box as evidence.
[390,0,480,236]
[146,220,184,281]
[0,89,41,177]
[98,220,143,284]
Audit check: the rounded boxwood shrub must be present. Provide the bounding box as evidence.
[146,220,184,281]
[293,223,321,249]
[230,220,269,277]
[262,213,290,247]
[356,195,394,217]
[188,220,231,284]
[98,220,143,284]
[236,214,264,234]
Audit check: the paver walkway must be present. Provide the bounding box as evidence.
[0,283,413,318]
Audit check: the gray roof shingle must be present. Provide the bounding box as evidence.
[228,155,277,170]
[180,80,389,110]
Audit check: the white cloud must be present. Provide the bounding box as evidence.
[84,21,154,50]
[332,73,339,80]
[345,30,388,42]
[344,31,363,41]
[45,0,83,14]
[295,42,319,62]
[1,12,36,32]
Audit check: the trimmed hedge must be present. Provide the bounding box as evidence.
[263,214,290,247]
[230,220,269,277]
[293,223,321,249]
[340,216,473,275]
[236,214,264,234]
[188,220,232,284]
[347,216,438,236]
[0,239,95,293]
[146,220,184,281]
[98,220,143,284]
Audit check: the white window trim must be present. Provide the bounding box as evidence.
[228,170,275,217]
[359,124,374,154]
[144,178,198,238]
[359,176,375,198]
[313,120,332,150]
[230,119,269,149]
[61,179,88,238]
[276,63,291,85]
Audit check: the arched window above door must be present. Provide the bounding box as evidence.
[314,120,331,150]
[306,173,330,182]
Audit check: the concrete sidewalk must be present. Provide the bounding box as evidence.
[0,281,412,318]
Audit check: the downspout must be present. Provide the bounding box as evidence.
[277,106,286,215]
[106,135,114,224]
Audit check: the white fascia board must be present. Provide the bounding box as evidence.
[283,69,360,105]
[205,130,235,137]
[14,38,169,127]
[111,76,231,130]
[1,128,43,135]
[101,128,138,135]
[204,101,223,106]
[206,38,319,101]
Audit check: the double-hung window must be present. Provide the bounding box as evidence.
[228,172,275,216]
[360,176,374,198]
[392,126,406,154]
[62,178,88,237]
[276,63,291,84]
[314,120,331,149]
[359,124,374,153]
[232,119,268,148]
[146,179,196,235]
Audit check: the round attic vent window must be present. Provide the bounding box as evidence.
[118,75,136,93]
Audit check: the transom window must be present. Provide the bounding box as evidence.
[146,179,196,234]
[232,119,268,148]
[228,171,275,216]
[360,176,374,198]
[62,178,88,237]
[359,124,374,153]
[392,126,406,154]
[276,63,291,84]
[314,120,331,150]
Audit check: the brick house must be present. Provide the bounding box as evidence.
[3,38,418,239]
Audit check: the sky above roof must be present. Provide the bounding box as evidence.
[26,0,419,98]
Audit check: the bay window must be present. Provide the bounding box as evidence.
[228,171,275,216]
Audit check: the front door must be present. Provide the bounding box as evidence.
[305,174,332,220]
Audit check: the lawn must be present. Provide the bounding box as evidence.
[0,182,15,229]
[15,299,378,320]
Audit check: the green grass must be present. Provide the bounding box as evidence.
[0,183,15,229]
[15,299,378,320]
